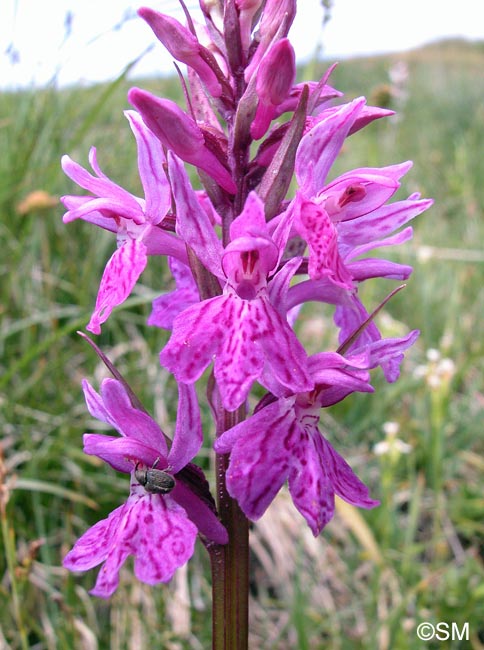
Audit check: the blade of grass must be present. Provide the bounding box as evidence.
[13,479,99,509]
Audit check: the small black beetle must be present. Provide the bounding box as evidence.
[135,458,175,494]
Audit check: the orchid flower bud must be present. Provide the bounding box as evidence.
[199,0,224,32]
[193,19,229,77]
[251,38,296,140]
[244,0,296,82]
[258,0,296,37]
[128,88,236,194]
[235,0,264,52]
[138,7,223,98]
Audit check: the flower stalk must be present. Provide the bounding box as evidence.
[213,449,250,649]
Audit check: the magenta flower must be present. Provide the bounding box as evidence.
[61,111,186,334]
[291,98,433,288]
[63,378,227,598]
[214,330,420,533]
[214,350,380,535]
[159,155,313,411]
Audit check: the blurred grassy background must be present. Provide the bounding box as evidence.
[1,37,484,649]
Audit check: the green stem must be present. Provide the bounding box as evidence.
[210,406,249,650]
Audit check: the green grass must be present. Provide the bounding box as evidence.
[1,37,484,649]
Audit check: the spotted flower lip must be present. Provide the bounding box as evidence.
[64,484,199,598]
[63,378,227,598]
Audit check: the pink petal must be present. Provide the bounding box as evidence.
[335,298,419,382]
[148,288,198,330]
[216,399,298,519]
[169,383,203,473]
[285,276,351,312]
[63,506,121,572]
[128,89,236,194]
[295,194,353,287]
[82,379,116,427]
[267,256,302,318]
[87,239,148,334]
[160,296,230,384]
[229,191,270,241]
[334,294,381,350]
[344,227,414,262]
[323,162,412,223]
[288,430,335,536]
[82,434,163,474]
[307,352,373,406]
[61,195,144,225]
[147,258,199,329]
[257,298,314,394]
[61,195,116,230]
[61,151,143,219]
[99,378,168,452]
[338,197,433,250]
[168,153,224,278]
[348,258,413,282]
[319,435,379,510]
[289,432,378,536]
[132,494,197,585]
[356,329,420,383]
[125,110,170,223]
[214,299,266,410]
[269,203,297,267]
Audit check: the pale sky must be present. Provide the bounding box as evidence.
[1,0,483,89]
